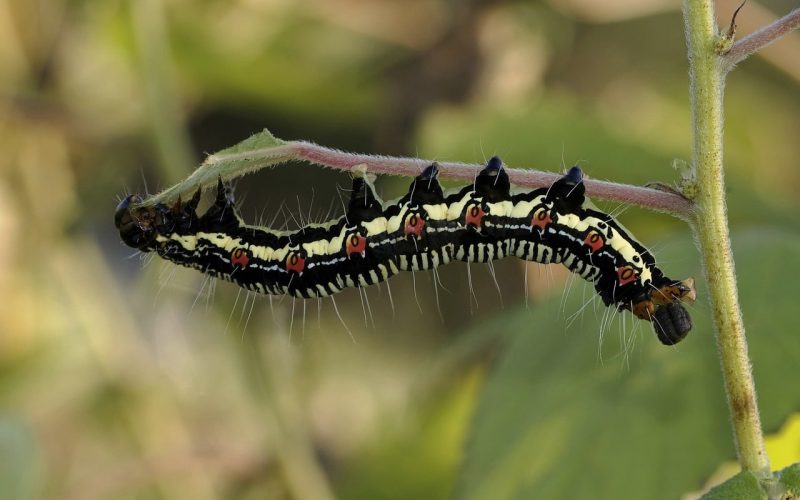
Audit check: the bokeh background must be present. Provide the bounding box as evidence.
[1,0,799,499]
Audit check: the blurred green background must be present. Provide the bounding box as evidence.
[1,0,799,499]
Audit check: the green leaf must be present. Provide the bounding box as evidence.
[703,463,800,500]
[779,463,800,496]
[212,128,286,156]
[140,128,288,207]
[455,229,800,500]
[700,471,766,500]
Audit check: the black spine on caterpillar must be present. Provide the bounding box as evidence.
[115,158,696,343]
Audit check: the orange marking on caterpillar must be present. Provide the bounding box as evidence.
[465,204,485,228]
[286,253,305,274]
[617,266,637,286]
[404,213,425,238]
[584,230,604,252]
[531,209,551,231]
[231,248,250,269]
[346,234,367,258]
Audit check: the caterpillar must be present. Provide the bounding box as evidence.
[115,157,696,344]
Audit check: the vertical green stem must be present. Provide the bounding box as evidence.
[132,0,195,181]
[683,0,770,475]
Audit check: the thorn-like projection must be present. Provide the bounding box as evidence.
[200,178,240,232]
[419,162,439,180]
[187,188,202,212]
[475,156,510,202]
[717,0,747,54]
[408,163,444,204]
[348,165,383,221]
[347,168,383,223]
[728,1,747,39]
[485,156,503,171]
[175,187,203,231]
[215,177,234,206]
[547,165,585,208]
[564,165,583,185]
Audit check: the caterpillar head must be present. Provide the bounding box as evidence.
[115,188,202,251]
[115,195,162,250]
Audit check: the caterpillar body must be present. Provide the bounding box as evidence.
[115,157,696,344]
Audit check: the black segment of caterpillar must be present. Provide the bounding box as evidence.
[115,157,697,345]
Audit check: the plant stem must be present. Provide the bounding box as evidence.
[144,138,693,218]
[721,7,800,70]
[683,0,770,475]
[288,142,695,217]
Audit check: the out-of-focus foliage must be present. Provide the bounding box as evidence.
[0,416,39,499]
[0,0,798,499]
[457,231,800,499]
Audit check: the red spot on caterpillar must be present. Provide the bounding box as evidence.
[231,248,250,268]
[404,213,425,238]
[617,266,637,286]
[286,253,305,275]
[531,209,551,231]
[465,204,485,228]
[584,231,604,252]
[346,233,367,258]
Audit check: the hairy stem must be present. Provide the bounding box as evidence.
[721,7,800,70]
[291,142,694,217]
[142,137,694,219]
[684,0,770,475]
